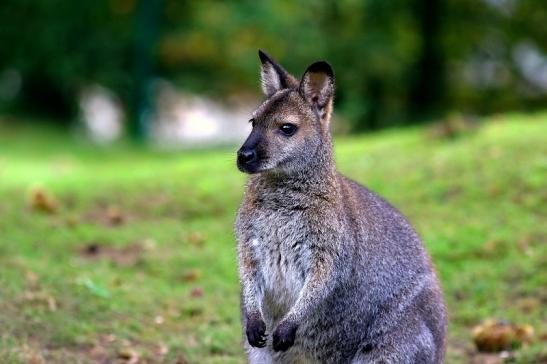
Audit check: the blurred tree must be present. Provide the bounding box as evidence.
[408,0,446,121]
[0,0,133,123]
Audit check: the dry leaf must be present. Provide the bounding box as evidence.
[118,348,139,364]
[188,232,206,246]
[190,287,204,298]
[107,205,124,225]
[182,270,202,282]
[22,291,57,311]
[66,215,79,227]
[156,343,169,356]
[29,188,58,213]
[25,270,39,285]
[517,236,533,256]
[142,238,157,251]
[473,320,534,352]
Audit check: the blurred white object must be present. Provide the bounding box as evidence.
[513,42,547,93]
[0,68,22,101]
[79,85,124,142]
[151,80,252,147]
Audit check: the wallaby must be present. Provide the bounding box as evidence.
[235,50,447,364]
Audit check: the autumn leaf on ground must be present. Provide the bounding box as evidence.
[190,287,204,298]
[107,205,125,225]
[181,270,202,282]
[117,347,139,364]
[21,291,57,311]
[473,320,534,352]
[187,231,206,246]
[28,187,58,213]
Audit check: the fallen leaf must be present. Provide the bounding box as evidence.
[181,270,202,282]
[107,205,124,225]
[25,270,39,285]
[21,291,57,311]
[517,236,533,256]
[174,354,191,364]
[118,347,139,364]
[29,187,58,213]
[156,343,169,356]
[47,296,57,311]
[20,345,45,364]
[188,232,206,246]
[470,353,507,364]
[473,320,534,352]
[190,287,204,298]
[154,315,165,325]
[142,238,157,251]
[88,343,108,360]
[517,297,541,314]
[66,215,79,227]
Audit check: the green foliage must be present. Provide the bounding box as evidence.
[0,0,134,119]
[0,113,545,363]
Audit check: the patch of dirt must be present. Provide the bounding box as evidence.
[426,114,481,140]
[80,242,144,267]
[42,334,174,364]
[83,203,129,226]
[129,191,227,221]
[447,337,511,364]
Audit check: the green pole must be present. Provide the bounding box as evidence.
[131,0,162,141]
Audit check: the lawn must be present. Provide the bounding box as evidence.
[0,113,545,363]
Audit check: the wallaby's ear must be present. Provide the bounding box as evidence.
[259,50,297,97]
[299,61,335,121]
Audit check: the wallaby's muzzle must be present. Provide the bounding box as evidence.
[237,126,265,174]
[237,146,258,173]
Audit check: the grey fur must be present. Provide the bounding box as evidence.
[235,51,447,364]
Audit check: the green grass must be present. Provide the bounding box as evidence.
[0,113,546,363]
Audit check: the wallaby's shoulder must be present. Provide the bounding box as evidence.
[339,174,400,214]
[338,174,425,249]
[337,174,402,221]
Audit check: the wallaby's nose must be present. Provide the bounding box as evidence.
[238,148,257,164]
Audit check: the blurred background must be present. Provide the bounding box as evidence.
[1,0,546,142]
[0,1,546,364]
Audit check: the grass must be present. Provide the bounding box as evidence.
[0,112,546,363]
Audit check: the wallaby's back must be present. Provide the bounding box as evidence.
[340,175,447,362]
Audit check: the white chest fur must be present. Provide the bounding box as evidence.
[258,240,305,296]
[249,212,312,317]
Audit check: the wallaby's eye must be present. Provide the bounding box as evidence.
[249,118,256,128]
[279,123,297,136]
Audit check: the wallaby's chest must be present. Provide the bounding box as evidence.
[248,208,312,312]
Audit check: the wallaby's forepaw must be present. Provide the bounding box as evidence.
[272,320,298,352]
[246,315,267,348]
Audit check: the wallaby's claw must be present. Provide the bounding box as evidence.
[246,316,267,348]
[272,320,298,352]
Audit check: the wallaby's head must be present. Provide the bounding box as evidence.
[237,50,335,175]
